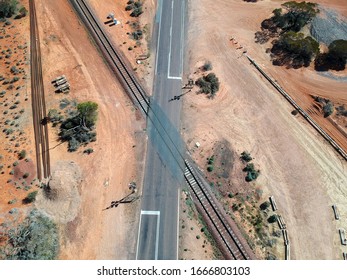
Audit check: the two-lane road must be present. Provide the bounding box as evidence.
[136,0,186,260]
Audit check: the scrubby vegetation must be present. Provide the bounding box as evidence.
[59,101,98,152]
[314,96,334,117]
[336,105,347,117]
[260,201,270,211]
[243,163,260,182]
[202,61,212,71]
[240,151,260,182]
[267,214,278,223]
[125,0,143,17]
[315,40,347,71]
[240,151,252,162]
[206,155,215,172]
[23,190,37,204]
[0,209,59,260]
[195,73,220,98]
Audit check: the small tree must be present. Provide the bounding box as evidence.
[77,101,98,128]
[207,165,214,172]
[267,214,278,223]
[130,7,143,17]
[260,201,270,210]
[18,149,26,159]
[243,163,260,182]
[240,151,252,162]
[323,102,334,117]
[23,191,37,204]
[202,61,212,71]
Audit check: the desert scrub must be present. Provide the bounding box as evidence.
[0,209,59,260]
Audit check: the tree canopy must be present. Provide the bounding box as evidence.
[195,73,220,98]
[77,101,98,128]
[263,1,319,33]
[59,101,98,152]
[0,0,18,18]
[315,39,347,71]
[271,31,319,68]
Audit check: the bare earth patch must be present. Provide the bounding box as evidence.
[183,0,347,259]
[34,0,147,259]
[35,161,82,224]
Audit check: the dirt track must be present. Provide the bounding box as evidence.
[183,0,347,259]
[35,0,146,259]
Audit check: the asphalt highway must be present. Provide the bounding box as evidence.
[136,0,186,260]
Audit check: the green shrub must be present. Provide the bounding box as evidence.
[0,209,59,259]
[59,101,98,152]
[267,214,278,223]
[18,149,26,159]
[240,151,252,162]
[323,102,334,117]
[260,201,270,210]
[125,5,133,11]
[130,7,143,17]
[23,190,37,204]
[83,148,94,154]
[202,61,212,71]
[243,163,260,182]
[207,165,214,172]
[8,198,16,204]
[196,73,220,98]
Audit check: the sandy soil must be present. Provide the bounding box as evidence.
[224,0,347,152]
[183,0,347,259]
[34,0,147,259]
[87,0,156,93]
[178,190,219,260]
[0,0,38,226]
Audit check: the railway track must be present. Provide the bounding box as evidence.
[29,0,50,181]
[70,0,254,259]
[71,0,149,114]
[184,160,251,260]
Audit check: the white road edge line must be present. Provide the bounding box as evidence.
[167,0,174,78]
[179,0,184,76]
[135,210,143,260]
[167,0,183,80]
[155,212,160,260]
[154,0,163,75]
[176,188,180,260]
[136,210,160,260]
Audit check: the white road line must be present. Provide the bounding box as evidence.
[154,0,163,75]
[167,0,174,79]
[141,210,160,215]
[176,188,180,260]
[135,210,143,260]
[135,210,161,260]
[168,76,182,80]
[179,0,185,76]
[155,212,160,260]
